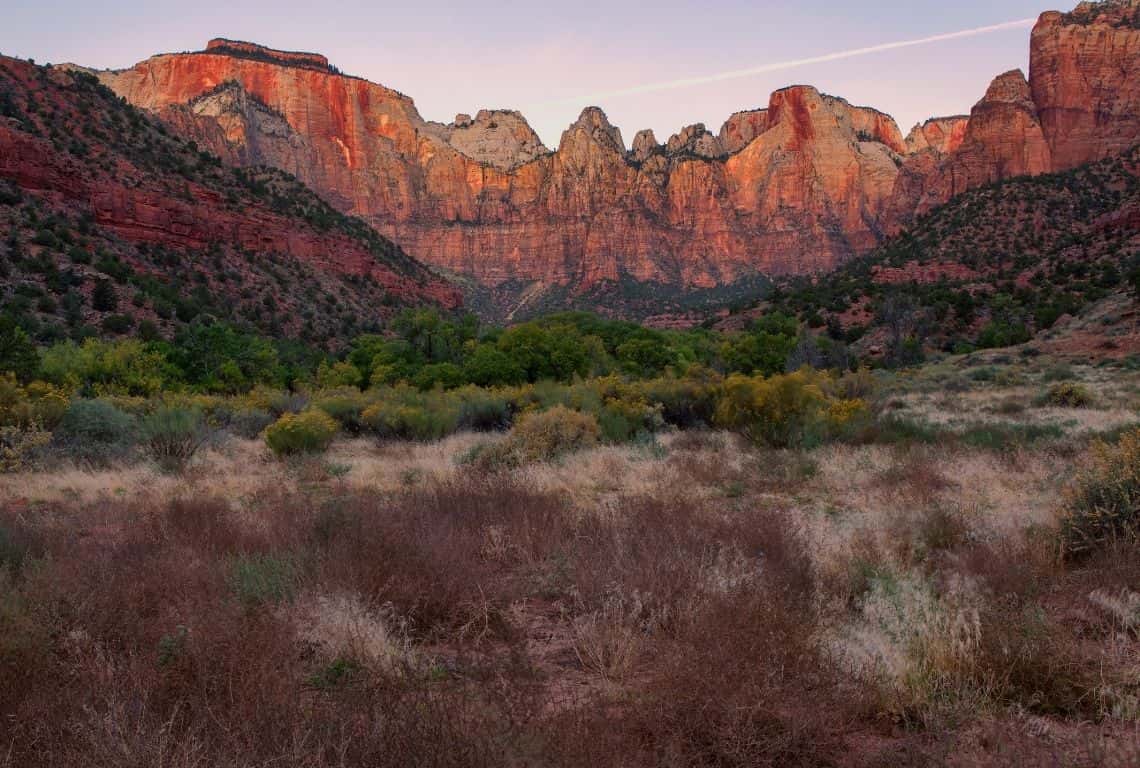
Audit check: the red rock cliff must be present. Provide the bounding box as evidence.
[1031,2,1140,168]
[92,3,1140,301]
[886,1,1140,230]
[95,44,910,294]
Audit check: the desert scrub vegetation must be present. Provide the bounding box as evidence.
[499,405,600,462]
[264,408,339,456]
[1039,380,1096,408]
[141,405,210,471]
[1061,427,1140,559]
[0,369,1139,765]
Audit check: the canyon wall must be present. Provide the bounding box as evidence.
[88,2,1140,301]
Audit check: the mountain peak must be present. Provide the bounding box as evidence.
[562,106,625,153]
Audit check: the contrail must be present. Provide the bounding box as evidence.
[538,17,1037,106]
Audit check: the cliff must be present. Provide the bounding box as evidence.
[1031,2,1140,168]
[81,1,1140,314]
[93,44,911,301]
[887,0,1140,230]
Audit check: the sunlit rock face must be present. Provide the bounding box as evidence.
[96,9,1140,296]
[904,117,969,155]
[1031,3,1140,169]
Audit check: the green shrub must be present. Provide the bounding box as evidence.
[360,387,460,441]
[597,398,662,443]
[308,657,362,689]
[957,423,1064,452]
[264,409,339,456]
[714,369,867,449]
[227,554,299,607]
[454,387,512,431]
[312,388,372,434]
[0,524,30,574]
[142,406,209,472]
[53,398,137,462]
[637,372,719,428]
[362,402,457,441]
[100,313,134,334]
[507,405,600,462]
[1060,428,1140,560]
[1042,364,1075,383]
[1039,382,1094,408]
[0,375,69,429]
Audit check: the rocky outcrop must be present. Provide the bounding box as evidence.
[718,109,768,154]
[204,39,331,71]
[904,117,969,155]
[630,129,661,162]
[424,109,549,170]
[665,124,726,159]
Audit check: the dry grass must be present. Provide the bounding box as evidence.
[2,365,1138,766]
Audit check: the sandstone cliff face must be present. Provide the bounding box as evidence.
[1031,2,1140,169]
[904,117,969,155]
[91,7,1140,304]
[97,44,910,293]
[890,71,1053,220]
[886,2,1140,230]
[0,56,461,320]
[719,109,768,155]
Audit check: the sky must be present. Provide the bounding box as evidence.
[1,0,1053,148]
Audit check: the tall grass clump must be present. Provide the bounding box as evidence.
[1060,428,1140,560]
[264,409,339,456]
[142,406,210,472]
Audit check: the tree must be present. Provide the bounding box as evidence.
[496,323,589,382]
[879,294,929,368]
[616,337,675,378]
[315,359,363,389]
[0,315,39,382]
[169,321,281,394]
[462,344,526,387]
[91,278,117,312]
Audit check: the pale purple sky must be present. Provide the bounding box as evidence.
[2,0,1053,147]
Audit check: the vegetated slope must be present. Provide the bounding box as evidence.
[761,145,1140,354]
[0,55,459,348]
